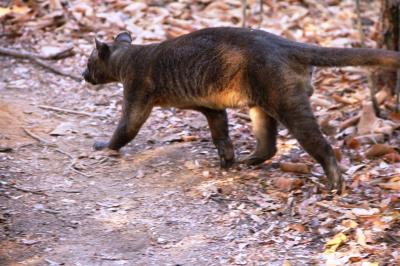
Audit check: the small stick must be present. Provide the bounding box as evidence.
[10,185,47,195]
[316,201,349,215]
[0,45,74,60]
[38,104,106,118]
[69,165,92,178]
[22,127,50,144]
[54,148,74,158]
[0,46,81,81]
[32,57,82,81]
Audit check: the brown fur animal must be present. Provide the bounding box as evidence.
[82,27,400,193]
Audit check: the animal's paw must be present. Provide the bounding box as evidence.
[93,141,109,151]
[220,157,234,169]
[241,148,277,165]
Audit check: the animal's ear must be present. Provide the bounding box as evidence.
[115,31,132,43]
[95,38,110,59]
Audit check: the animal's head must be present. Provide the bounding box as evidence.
[82,32,132,85]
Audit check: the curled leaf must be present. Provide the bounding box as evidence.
[280,162,310,174]
[365,144,395,159]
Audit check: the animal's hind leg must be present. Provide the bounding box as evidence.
[273,87,343,192]
[195,107,234,169]
[242,106,277,165]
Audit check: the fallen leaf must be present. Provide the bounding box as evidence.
[378,181,400,190]
[383,152,400,163]
[355,228,367,246]
[365,144,395,159]
[272,176,304,191]
[351,208,380,217]
[182,135,198,142]
[333,148,342,162]
[280,162,310,174]
[324,232,348,254]
[388,111,400,122]
[287,223,306,233]
[344,137,361,150]
[341,219,358,229]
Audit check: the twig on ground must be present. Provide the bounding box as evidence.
[23,128,92,177]
[31,57,82,81]
[54,148,74,159]
[54,149,92,177]
[0,46,82,81]
[0,45,74,60]
[316,201,349,215]
[10,185,47,196]
[38,104,106,118]
[22,127,51,144]
[69,164,92,178]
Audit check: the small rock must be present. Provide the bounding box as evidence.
[157,237,167,244]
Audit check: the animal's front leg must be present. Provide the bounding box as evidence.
[94,103,152,151]
[196,107,235,169]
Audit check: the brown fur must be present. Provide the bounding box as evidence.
[83,27,400,193]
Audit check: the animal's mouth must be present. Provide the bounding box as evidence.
[82,69,98,85]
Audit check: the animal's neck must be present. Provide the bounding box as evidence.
[110,44,157,84]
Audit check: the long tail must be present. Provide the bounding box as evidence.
[292,46,400,68]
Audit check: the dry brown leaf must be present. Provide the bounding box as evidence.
[272,176,304,191]
[182,135,198,142]
[388,112,400,123]
[344,137,361,150]
[341,219,358,229]
[287,223,306,233]
[383,152,400,163]
[357,102,378,135]
[333,148,342,162]
[378,182,400,190]
[280,162,310,174]
[365,144,395,159]
[331,94,358,105]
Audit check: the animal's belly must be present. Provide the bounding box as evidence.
[157,90,249,110]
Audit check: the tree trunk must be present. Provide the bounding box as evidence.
[375,0,400,95]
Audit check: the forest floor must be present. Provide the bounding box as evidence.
[0,0,400,265]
